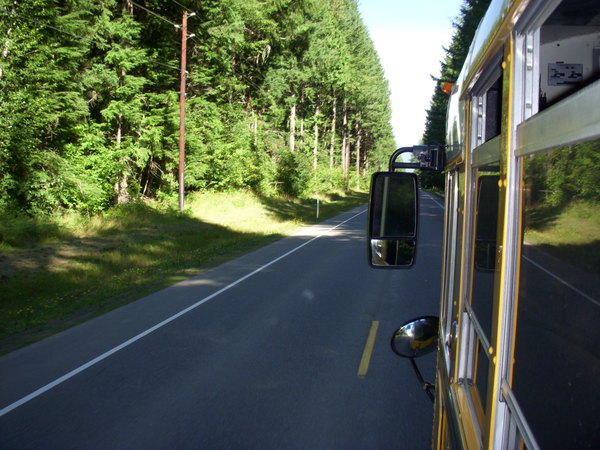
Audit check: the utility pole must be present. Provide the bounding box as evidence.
[178,10,188,212]
[177,10,196,212]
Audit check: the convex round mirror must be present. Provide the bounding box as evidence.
[391,316,439,358]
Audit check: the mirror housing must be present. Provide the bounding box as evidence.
[367,172,418,268]
[391,316,439,359]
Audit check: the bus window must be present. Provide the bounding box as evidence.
[513,138,600,448]
[466,54,503,425]
[441,169,464,377]
[511,3,600,444]
[484,78,502,140]
[539,0,600,109]
[469,169,500,418]
[474,173,499,274]
[471,55,503,148]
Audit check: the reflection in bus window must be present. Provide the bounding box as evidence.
[370,176,416,238]
[474,174,499,273]
[513,140,600,448]
[470,170,499,417]
[539,0,600,109]
[485,78,502,140]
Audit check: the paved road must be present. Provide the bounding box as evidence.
[0,194,444,449]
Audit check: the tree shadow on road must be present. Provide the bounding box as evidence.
[255,191,368,224]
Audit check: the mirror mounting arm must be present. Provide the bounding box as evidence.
[390,316,439,402]
[389,145,445,172]
[410,358,436,403]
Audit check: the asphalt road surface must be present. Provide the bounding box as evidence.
[0,193,444,449]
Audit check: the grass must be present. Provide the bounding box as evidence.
[524,201,600,274]
[0,190,368,353]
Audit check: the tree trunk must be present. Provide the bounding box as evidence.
[330,96,336,169]
[355,122,362,189]
[341,99,348,175]
[114,114,130,203]
[1,26,11,78]
[116,114,122,146]
[142,156,153,197]
[363,132,369,177]
[115,173,130,204]
[253,110,258,150]
[289,96,296,153]
[313,105,320,171]
[299,90,305,149]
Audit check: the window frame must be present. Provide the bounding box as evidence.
[496,0,600,447]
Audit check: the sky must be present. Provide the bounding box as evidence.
[356,0,464,147]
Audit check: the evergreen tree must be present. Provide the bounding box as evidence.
[0,0,394,214]
[420,0,491,190]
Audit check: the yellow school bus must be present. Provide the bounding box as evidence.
[368,0,599,448]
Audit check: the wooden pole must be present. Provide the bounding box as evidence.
[178,10,188,212]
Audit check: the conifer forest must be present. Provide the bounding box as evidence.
[0,0,395,215]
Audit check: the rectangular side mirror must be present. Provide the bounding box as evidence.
[367,172,419,268]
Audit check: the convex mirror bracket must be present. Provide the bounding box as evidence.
[391,316,439,402]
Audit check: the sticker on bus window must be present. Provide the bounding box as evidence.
[548,63,583,85]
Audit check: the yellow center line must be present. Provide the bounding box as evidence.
[357,320,379,378]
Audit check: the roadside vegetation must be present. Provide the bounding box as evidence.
[523,142,600,273]
[0,190,368,353]
[524,201,600,274]
[0,0,394,218]
[0,1,389,352]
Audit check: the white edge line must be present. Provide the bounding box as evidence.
[0,209,367,417]
[423,191,444,209]
[522,255,600,307]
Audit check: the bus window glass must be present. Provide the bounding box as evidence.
[442,169,464,376]
[471,56,502,148]
[470,167,499,416]
[513,139,600,448]
[539,0,600,109]
[472,170,499,335]
[452,170,465,324]
[484,78,502,140]
[474,340,489,416]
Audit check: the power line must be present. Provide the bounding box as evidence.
[129,1,198,42]
[170,0,194,12]
[151,60,181,72]
[162,1,200,41]
[129,1,179,28]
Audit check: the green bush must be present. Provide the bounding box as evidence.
[276,150,312,197]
